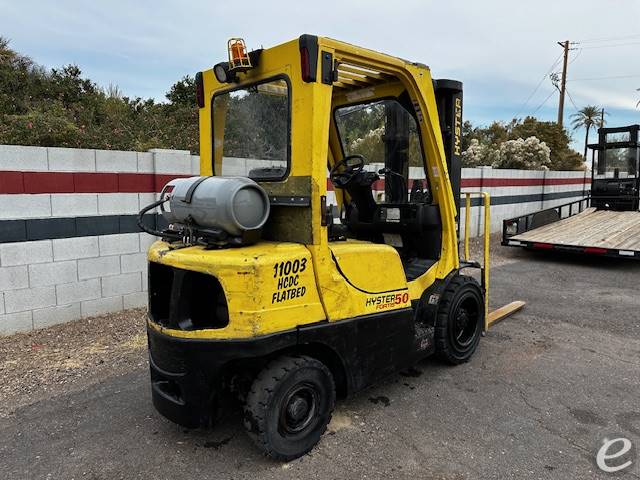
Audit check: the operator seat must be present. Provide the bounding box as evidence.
[329,155,379,233]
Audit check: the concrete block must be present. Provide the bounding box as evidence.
[81,295,123,318]
[52,236,99,262]
[138,193,158,212]
[121,252,147,273]
[191,155,201,175]
[96,150,138,173]
[0,293,4,315]
[142,271,148,291]
[97,193,140,215]
[137,152,155,173]
[51,194,98,217]
[56,278,101,304]
[29,260,77,287]
[33,303,81,329]
[152,151,192,174]
[123,291,147,309]
[99,233,139,256]
[0,240,53,266]
[101,272,141,297]
[78,256,120,280]
[139,233,156,252]
[47,147,95,172]
[4,286,56,313]
[0,311,33,334]
[221,161,247,176]
[0,194,51,219]
[0,265,29,291]
[0,145,48,171]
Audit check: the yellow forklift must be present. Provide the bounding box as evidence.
[139,35,522,460]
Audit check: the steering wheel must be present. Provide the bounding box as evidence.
[330,154,366,188]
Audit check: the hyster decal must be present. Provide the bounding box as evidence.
[365,292,409,310]
[454,97,462,156]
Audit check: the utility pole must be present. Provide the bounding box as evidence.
[600,107,605,127]
[557,40,570,127]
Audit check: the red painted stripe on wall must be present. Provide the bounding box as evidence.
[0,171,25,193]
[0,171,191,194]
[74,173,119,193]
[461,177,590,188]
[326,176,590,191]
[0,169,590,194]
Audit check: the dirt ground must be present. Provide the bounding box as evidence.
[1,234,639,479]
[0,309,147,418]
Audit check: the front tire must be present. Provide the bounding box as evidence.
[435,275,484,365]
[243,355,335,461]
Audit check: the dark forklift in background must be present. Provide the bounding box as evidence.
[503,124,640,258]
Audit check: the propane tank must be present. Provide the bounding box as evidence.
[161,176,270,236]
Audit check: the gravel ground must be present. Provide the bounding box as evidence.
[2,235,639,479]
[0,309,147,418]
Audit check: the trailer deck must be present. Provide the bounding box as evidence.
[503,124,640,260]
[507,207,640,256]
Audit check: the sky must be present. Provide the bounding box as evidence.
[1,0,639,151]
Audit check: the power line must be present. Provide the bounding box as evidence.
[567,48,582,65]
[532,90,556,115]
[579,41,640,50]
[565,88,580,112]
[568,74,640,82]
[513,53,563,118]
[574,33,640,44]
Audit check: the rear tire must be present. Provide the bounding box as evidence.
[435,275,484,365]
[243,355,335,461]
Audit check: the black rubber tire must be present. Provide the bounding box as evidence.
[435,275,484,365]
[243,355,335,461]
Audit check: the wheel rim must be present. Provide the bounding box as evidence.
[278,383,319,436]
[451,295,480,349]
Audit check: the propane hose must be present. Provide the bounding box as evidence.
[137,197,182,240]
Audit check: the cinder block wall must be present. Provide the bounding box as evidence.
[0,146,198,334]
[458,167,590,237]
[0,145,590,334]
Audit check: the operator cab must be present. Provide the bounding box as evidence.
[328,94,441,279]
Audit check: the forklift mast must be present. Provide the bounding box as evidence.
[434,79,463,223]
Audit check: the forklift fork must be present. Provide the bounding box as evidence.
[461,192,525,331]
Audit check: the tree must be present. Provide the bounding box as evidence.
[461,139,498,167]
[0,38,201,153]
[462,136,551,170]
[493,137,551,170]
[165,76,196,106]
[571,105,605,162]
[461,116,584,170]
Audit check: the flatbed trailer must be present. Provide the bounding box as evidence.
[502,197,640,259]
[502,125,640,260]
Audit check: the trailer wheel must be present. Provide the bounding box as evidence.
[243,355,335,461]
[435,275,484,365]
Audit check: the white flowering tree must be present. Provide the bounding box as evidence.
[461,139,499,167]
[493,136,551,170]
[462,136,551,170]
